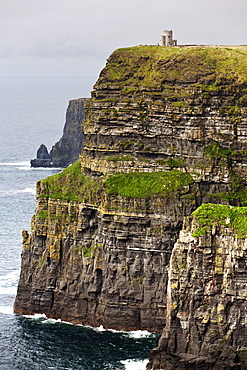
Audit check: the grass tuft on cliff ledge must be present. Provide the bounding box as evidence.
[192,203,247,238]
[104,170,193,198]
[39,161,194,202]
[39,161,103,203]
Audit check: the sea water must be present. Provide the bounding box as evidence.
[0,76,158,369]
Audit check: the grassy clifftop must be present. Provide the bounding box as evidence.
[39,45,247,209]
[96,45,247,89]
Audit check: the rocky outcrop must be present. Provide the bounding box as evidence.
[15,45,247,367]
[31,98,86,167]
[30,143,52,167]
[147,204,247,369]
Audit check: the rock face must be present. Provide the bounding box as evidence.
[148,205,247,369]
[31,98,86,168]
[14,45,247,367]
[14,162,196,332]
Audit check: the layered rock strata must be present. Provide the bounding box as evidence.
[147,204,247,369]
[14,45,247,366]
[31,98,86,167]
[14,162,197,332]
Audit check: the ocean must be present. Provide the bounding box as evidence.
[0,76,158,369]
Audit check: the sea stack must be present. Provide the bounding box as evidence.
[31,98,86,168]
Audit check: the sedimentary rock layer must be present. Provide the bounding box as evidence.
[14,45,247,367]
[147,205,247,369]
[14,163,196,332]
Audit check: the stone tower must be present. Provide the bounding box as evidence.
[159,30,177,46]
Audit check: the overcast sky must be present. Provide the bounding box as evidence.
[1,0,246,78]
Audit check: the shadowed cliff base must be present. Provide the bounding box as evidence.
[14,45,247,369]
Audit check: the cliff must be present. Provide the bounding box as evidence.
[31,98,86,167]
[148,204,247,369]
[14,45,247,367]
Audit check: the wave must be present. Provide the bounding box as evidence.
[0,270,20,295]
[23,313,50,320]
[0,306,14,315]
[16,187,36,195]
[0,161,63,173]
[0,187,36,196]
[0,161,30,167]
[124,330,155,339]
[93,325,155,338]
[31,167,63,171]
[121,359,149,370]
[20,316,155,339]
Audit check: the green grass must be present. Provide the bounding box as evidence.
[39,161,104,203]
[104,170,193,198]
[38,162,194,202]
[212,190,247,204]
[203,141,247,204]
[192,203,247,238]
[171,101,187,108]
[36,210,49,219]
[155,158,184,168]
[106,154,134,161]
[204,141,232,160]
[96,46,247,91]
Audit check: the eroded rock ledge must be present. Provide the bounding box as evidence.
[14,45,247,368]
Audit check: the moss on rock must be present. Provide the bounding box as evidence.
[192,203,247,238]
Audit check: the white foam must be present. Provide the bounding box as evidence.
[90,326,154,338]
[0,270,20,295]
[121,359,149,370]
[16,187,36,195]
[18,316,155,343]
[0,161,30,166]
[45,318,62,324]
[0,306,14,315]
[22,314,64,325]
[31,167,63,171]
[0,187,36,196]
[125,330,154,339]
[94,324,106,332]
[23,313,47,320]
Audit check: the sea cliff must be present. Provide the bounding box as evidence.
[31,98,86,167]
[148,205,247,369]
[14,45,247,368]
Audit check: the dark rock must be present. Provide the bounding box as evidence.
[30,144,52,167]
[15,45,247,368]
[37,144,51,159]
[30,98,86,168]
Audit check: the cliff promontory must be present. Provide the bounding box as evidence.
[31,98,86,167]
[14,45,247,368]
[148,204,247,369]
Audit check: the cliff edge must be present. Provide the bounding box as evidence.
[14,45,247,368]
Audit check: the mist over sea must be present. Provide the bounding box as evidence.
[0,76,158,369]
